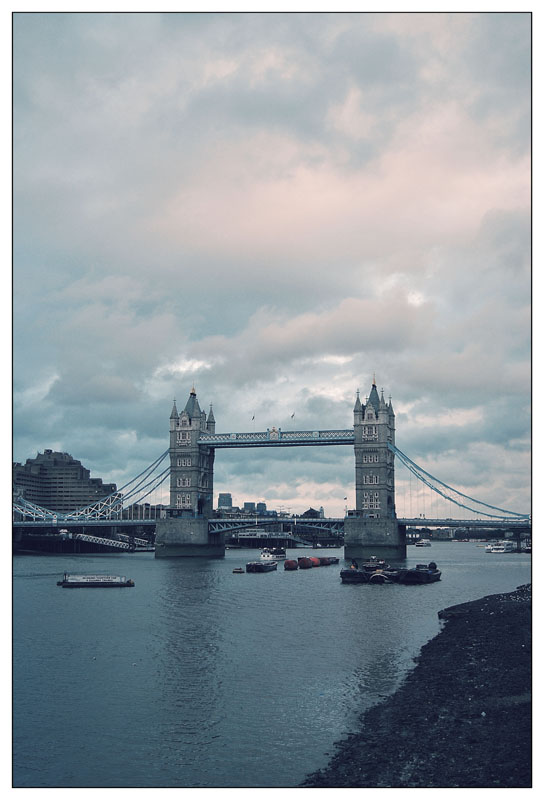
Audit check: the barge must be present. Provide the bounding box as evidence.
[57,573,135,588]
[246,561,278,573]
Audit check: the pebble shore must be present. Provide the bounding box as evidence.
[301,584,531,788]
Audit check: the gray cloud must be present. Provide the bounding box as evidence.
[13,12,531,516]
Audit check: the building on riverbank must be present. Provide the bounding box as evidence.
[13,450,118,513]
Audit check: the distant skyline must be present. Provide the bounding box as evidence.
[13,11,531,517]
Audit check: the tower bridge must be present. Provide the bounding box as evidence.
[13,379,529,559]
[153,380,529,558]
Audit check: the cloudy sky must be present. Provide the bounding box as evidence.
[12,10,531,518]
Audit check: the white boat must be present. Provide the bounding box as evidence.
[489,541,516,553]
[415,538,431,547]
[260,547,286,561]
[57,573,134,587]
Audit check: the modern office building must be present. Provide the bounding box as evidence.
[218,492,233,510]
[13,449,118,513]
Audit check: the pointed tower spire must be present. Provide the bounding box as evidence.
[367,378,380,414]
[170,398,179,419]
[354,389,362,412]
[184,386,201,419]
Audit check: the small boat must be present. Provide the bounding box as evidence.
[297,557,314,569]
[246,561,278,573]
[360,556,389,571]
[489,541,516,553]
[415,539,431,547]
[284,559,299,570]
[260,547,286,560]
[340,568,371,584]
[232,567,245,574]
[368,569,399,584]
[397,562,441,584]
[57,573,134,588]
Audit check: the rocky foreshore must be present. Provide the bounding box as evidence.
[301,584,531,788]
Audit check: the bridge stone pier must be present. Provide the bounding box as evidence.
[155,379,406,559]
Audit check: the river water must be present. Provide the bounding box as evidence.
[13,542,531,788]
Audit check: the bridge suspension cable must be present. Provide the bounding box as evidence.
[389,444,529,520]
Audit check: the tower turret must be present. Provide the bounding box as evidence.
[353,390,363,426]
[170,399,179,431]
[207,404,216,434]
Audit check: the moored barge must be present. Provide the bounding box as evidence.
[57,573,134,588]
[246,561,278,573]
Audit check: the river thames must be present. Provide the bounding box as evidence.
[13,542,531,788]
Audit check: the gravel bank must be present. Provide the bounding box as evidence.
[301,584,531,788]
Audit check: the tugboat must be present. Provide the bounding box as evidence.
[340,568,371,584]
[397,562,441,584]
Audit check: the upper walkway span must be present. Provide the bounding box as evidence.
[198,429,354,448]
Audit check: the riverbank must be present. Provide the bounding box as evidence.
[302,584,531,788]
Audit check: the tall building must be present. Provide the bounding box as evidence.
[12,450,118,513]
[218,492,232,509]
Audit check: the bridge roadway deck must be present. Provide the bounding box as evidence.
[14,516,530,532]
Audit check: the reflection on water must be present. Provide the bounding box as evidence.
[13,545,531,787]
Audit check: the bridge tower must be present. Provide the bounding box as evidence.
[155,388,224,558]
[168,388,215,517]
[345,378,406,560]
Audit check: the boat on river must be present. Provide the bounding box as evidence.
[360,556,389,571]
[260,547,286,561]
[318,556,340,566]
[246,561,278,573]
[488,541,516,553]
[340,566,400,584]
[415,539,431,547]
[340,568,371,584]
[368,569,400,584]
[57,573,134,588]
[397,562,441,584]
